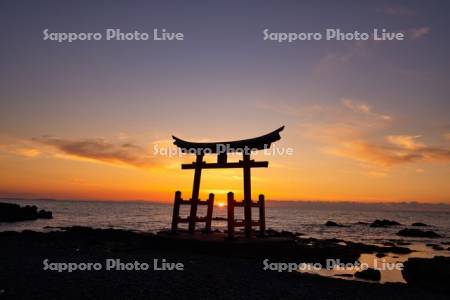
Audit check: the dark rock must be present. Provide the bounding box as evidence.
[212,217,227,221]
[0,202,53,222]
[38,209,52,219]
[354,221,369,225]
[376,253,386,258]
[325,221,344,227]
[280,230,295,237]
[381,242,396,247]
[397,228,441,238]
[396,241,411,246]
[411,222,428,227]
[370,219,400,228]
[402,256,450,291]
[354,268,381,281]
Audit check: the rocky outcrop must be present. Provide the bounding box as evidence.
[411,222,428,227]
[402,256,450,291]
[354,268,381,281]
[369,219,400,228]
[397,228,441,238]
[0,202,53,222]
[325,221,345,227]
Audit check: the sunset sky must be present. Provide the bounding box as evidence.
[1,1,450,203]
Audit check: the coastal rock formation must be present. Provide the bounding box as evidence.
[325,221,344,227]
[0,202,53,222]
[402,256,450,291]
[411,222,428,227]
[354,268,381,281]
[369,219,400,228]
[397,228,441,238]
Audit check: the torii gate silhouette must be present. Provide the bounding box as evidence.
[170,126,284,238]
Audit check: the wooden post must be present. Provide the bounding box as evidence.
[189,154,203,233]
[205,193,214,232]
[258,194,265,236]
[243,153,252,238]
[171,191,182,232]
[227,192,235,239]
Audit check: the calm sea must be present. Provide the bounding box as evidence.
[2,198,449,283]
[1,199,449,245]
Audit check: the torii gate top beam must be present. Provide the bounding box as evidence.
[172,126,284,154]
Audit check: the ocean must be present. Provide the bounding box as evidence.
[1,198,449,283]
[1,199,449,245]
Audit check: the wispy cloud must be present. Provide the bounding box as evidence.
[407,27,430,40]
[33,136,155,168]
[341,99,393,121]
[377,4,416,17]
[386,135,424,150]
[328,136,450,166]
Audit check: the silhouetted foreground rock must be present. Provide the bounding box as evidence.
[325,221,345,227]
[0,202,52,222]
[402,256,450,291]
[354,268,381,281]
[370,219,400,228]
[397,228,441,238]
[0,227,447,299]
[411,222,428,227]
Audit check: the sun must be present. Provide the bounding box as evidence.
[217,203,225,208]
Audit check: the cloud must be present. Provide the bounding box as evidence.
[407,27,430,40]
[34,136,154,168]
[377,5,415,17]
[341,99,393,121]
[0,135,42,158]
[444,133,450,141]
[386,135,424,150]
[328,137,450,167]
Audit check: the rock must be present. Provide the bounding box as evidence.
[370,219,400,228]
[354,268,381,281]
[397,228,441,238]
[396,241,411,246]
[212,217,227,221]
[325,221,344,227]
[0,202,53,222]
[411,222,428,227]
[402,256,450,291]
[280,230,296,237]
[381,242,396,247]
[376,253,386,258]
[38,209,52,219]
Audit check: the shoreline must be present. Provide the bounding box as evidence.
[1,226,449,299]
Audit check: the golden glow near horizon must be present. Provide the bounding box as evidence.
[1,107,450,204]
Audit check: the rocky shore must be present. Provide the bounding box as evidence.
[0,227,448,299]
[0,202,52,222]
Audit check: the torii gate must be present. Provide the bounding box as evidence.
[170,126,284,238]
